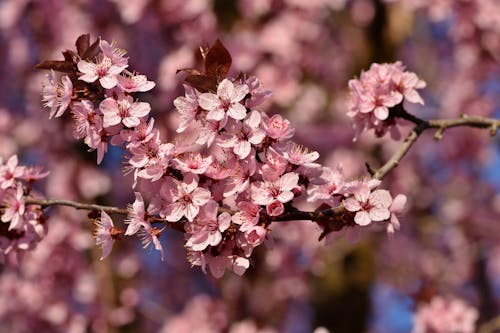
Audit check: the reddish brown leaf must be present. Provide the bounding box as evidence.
[185,74,218,93]
[82,37,101,59]
[75,34,90,57]
[204,39,231,79]
[176,68,202,76]
[62,50,79,63]
[35,60,75,73]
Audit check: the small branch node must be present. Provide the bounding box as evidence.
[365,162,375,176]
[489,124,498,137]
[434,128,444,140]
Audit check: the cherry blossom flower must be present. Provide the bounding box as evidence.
[117,73,155,93]
[100,95,151,128]
[343,183,392,226]
[125,192,149,236]
[251,172,299,216]
[387,194,407,234]
[277,141,319,165]
[196,118,227,147]
[412,296,478,333]
[307,166,345,206]
[261,113,296,141]
[1,186,25,230]
[198,79,249,121]
[160,174,211,222]
[138,223,165,261]
[245,76,272,108]
[0,155,25,189]
[41,71,73,118]
[244,226,267,247]
[347,61,426,140]
[218,111,265,159]
[173,85,199,133]
[77,54,127,89]
[185,200,231,251]
[94,211,121,260]
[232,201,260,232]
[173,152,213,174]
[100,39,128,68]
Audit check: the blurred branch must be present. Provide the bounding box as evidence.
[25,197,129,215]
[372,108,500,180]
[478,315,500,333]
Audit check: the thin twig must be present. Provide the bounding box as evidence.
[25,198,128,215]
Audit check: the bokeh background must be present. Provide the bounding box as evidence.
[0,0,499,332]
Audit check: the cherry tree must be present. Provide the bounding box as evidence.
[0,1,499,332]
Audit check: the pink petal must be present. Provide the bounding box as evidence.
[198,93,220,111]
[164,202,185,222]
[227,103,247,120]
[343,197,361,212]
[390,194,407,213]
[354,211,371,226]
[130,102,151,118]
[217,79,234,101]
[369,207,390,221]
[370,189,392,208]
[206,108,225,121]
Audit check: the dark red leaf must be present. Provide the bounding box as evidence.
[176,68,202,76]
[35,60,75,73]
[75,34,90,57]
[82,37,101,59]
[204,39,231,79]
[185,74,218,93]
[62,50,79,63]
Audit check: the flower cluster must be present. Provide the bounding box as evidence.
[347,61,426,140]
[0,155,48,262]
[40,36,407,278]
[412,296,478,333]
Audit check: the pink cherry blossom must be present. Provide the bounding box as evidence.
[100,39,128,68]
[245,76,272,108]
[261,113,295,141]
[198,79,249,121]
[278,141,319,165]
[1,186,25,230]
[244,226,267,247]
[307,166,345,206]
[218,111,265,159]
[232,201,260,232]
[160,174,211,222]
[185,200,231,251]
[125,192,149,236]
[251,172,299,216]
[173,152,213,174]
[93,211,119,260]
[41,71,73,118]
[117,73,155,93]
[173,85,199,133]
[77,55,127,89]
[412,296,478,333]
[0,155,25,189]
[343,183,392,226]
[99,95,151,128]
[387,194,407,234]
[138,223,165,261]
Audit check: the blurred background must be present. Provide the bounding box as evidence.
[0,0,499,332]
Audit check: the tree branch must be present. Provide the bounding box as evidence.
[22,111,500,234]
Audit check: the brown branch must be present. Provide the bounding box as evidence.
[25,198,129,215]
[22,111,500,235]
[372,109,500,180]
